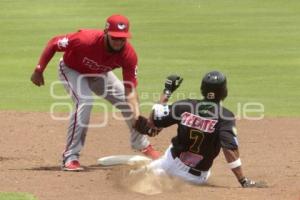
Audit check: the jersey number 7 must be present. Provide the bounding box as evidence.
[189,130,205,153]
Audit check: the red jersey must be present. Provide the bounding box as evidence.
[36,29,138,88]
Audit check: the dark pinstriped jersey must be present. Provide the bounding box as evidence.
[153,99,238,171]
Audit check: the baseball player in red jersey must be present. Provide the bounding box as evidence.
[30,14,160,171]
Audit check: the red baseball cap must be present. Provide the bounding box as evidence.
[105,14,131,38]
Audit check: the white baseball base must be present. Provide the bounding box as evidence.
[97,155,151,166]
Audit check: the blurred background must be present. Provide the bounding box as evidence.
[0,0,299,117]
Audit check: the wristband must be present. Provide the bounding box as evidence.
[228,158,242,169]
[163,89,172,98]
[152,104,169,118]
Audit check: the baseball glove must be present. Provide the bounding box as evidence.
[133,115,162,137]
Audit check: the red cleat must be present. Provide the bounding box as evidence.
[141,145,161,160]
[63,160,83,171]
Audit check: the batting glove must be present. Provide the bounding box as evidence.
[164,75,183,98]
[239,177,268,188]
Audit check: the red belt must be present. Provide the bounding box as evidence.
[170,148,202,176]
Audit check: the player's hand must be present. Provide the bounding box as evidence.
[164,75,183,97]
[31,71,45,86]
[133,115,162,137]
[239,177,268,188]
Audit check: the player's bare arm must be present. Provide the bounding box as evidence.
[222,148,268,188]
[125,86,140,123]
[222,148,244,181]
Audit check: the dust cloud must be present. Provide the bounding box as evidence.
[108,164,184,195]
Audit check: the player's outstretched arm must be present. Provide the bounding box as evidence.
[222,148,268,188]
[31,34,73,86]
[31,37,58,86]
[161,74,183,102]
[148,74,183,122]
[133,75,183,136]
[146,75,183,132]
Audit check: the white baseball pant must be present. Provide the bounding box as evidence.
[147,145,211,185]
[58,60,150,164]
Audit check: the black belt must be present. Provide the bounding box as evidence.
[188,168,202,176]
[170,148,202,177]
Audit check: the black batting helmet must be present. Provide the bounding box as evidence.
[201,71,228,101]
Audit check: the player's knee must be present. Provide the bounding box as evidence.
[77,98,94,110]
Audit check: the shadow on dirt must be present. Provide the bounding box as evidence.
[16,164,112,172]
[0,156,20,161]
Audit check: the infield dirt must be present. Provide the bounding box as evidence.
[0,111,299,200]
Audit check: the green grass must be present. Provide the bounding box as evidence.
[0,0,300,116]
[0,193,37,200]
